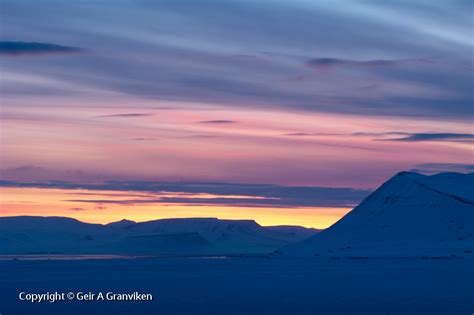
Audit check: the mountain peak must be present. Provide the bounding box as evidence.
[280,171,474,257]
[395,171,423,177]
[106,219,136,228]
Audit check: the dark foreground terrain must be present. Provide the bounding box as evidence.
[0,256,473,314]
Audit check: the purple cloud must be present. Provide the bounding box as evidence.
[306,58,399,70]
[69,207,86,211]
[0,41,83,56]
[0,179,371,208]
[379,133,474,142]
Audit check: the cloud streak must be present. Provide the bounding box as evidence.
[306,58,399,70]
[410,163,474,174]
[284,131,474,144]
[0,180,371,208]
[198,120,237,124]
[0,41,82,56]
[379,133,474,142]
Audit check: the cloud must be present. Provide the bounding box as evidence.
[284,131,474,143]
[69,207,86,211]
[306,58,400,70]
[198,120,237,124]
[94,113,153,118]
[410,163,474,174]
[345,131,472,143]
[63,197,316,208]
[283,131,406,137]
[0,41,82,56]
[0,165,92,182]
[0,180,371,208]
[1,1,472,120]
[379,133,474,142]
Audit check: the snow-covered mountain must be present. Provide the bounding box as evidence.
[0,216,317,255]
[279,172,474,257]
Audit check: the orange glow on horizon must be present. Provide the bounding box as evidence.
[0,187,351,229]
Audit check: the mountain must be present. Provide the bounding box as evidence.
[278,172,474,257]
[0,216,318,255]
[105,219,136,228]
[0,216,106,254]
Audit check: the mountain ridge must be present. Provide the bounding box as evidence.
[0,216,318,255]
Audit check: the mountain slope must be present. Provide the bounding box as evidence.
[279,172,474,257]
[0,216,318,255]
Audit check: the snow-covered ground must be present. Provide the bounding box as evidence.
[0,256,472,314]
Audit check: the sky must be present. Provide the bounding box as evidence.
[0,0,473,228]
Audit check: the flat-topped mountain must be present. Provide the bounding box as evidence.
[0,216,318,255]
